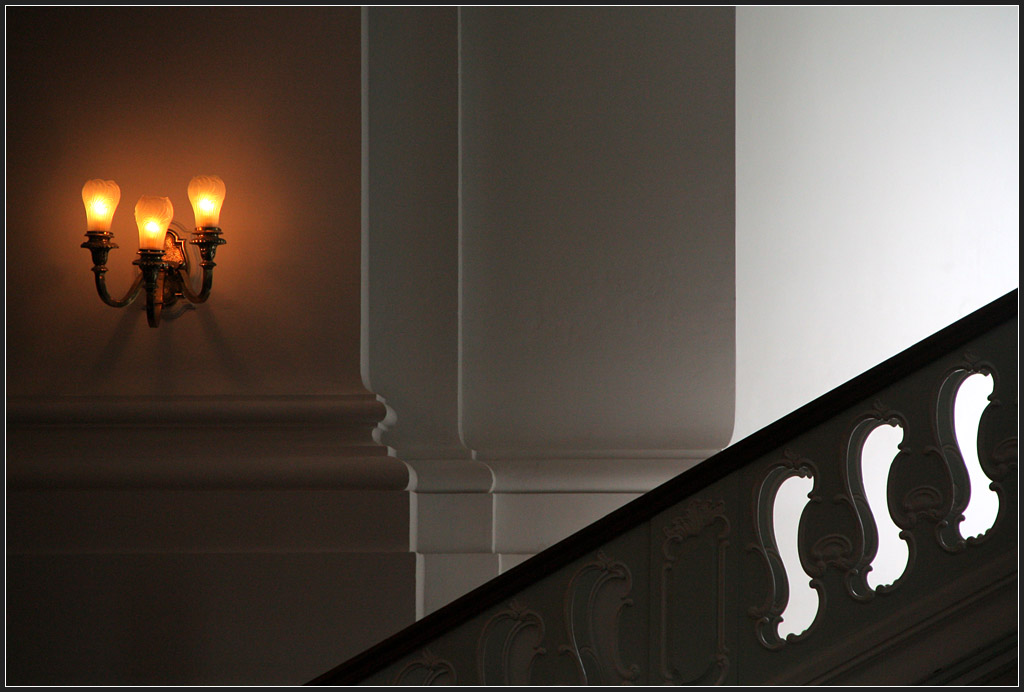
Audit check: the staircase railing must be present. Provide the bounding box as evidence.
[310,290,1017,685]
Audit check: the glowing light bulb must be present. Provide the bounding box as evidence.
[82,179,121,232]
[135,196,174,251]
[187,175,226,228]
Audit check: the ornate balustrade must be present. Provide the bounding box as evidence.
[311,290,1017,685]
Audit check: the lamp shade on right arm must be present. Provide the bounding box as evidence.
[187,175,226,228]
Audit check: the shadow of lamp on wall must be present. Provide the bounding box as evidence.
[81,175,227,328]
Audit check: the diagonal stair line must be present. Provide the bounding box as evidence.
[309,289,1018,686]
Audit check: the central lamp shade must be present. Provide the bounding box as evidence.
[135,196,174,251]
[187,175,226,228]
[82,179,121,232]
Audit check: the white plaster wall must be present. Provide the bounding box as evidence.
[362,7,737,617]
[362,7,467,462]
[460,7,736,454]
[735,6,1019,441]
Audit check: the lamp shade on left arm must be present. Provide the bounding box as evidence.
[82,179,121,232]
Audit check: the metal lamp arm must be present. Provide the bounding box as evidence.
[92,266,144,308]
[178,264,214,304]
[180,227,226,305]
[82,231,145,308]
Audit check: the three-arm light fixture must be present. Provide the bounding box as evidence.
[81,175,227,327]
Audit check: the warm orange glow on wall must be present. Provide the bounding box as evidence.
[80,176,227,328]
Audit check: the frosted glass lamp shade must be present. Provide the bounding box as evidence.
[82,179,121,232]
[135,196,174,251]
[187,175,226,228]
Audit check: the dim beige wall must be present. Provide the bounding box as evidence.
[6,7,365,399]
[5,7,413,685]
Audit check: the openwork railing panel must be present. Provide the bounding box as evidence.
[312,291,1017,685]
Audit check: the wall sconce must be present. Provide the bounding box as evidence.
[81,176,226,328]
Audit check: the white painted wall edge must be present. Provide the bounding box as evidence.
[401,454,716,494]
[486,455,716,493]
[404,458,495,493]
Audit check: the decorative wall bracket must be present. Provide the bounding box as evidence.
[80,176,227,328]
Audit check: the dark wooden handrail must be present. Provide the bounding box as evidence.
[309,289,1018,685]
